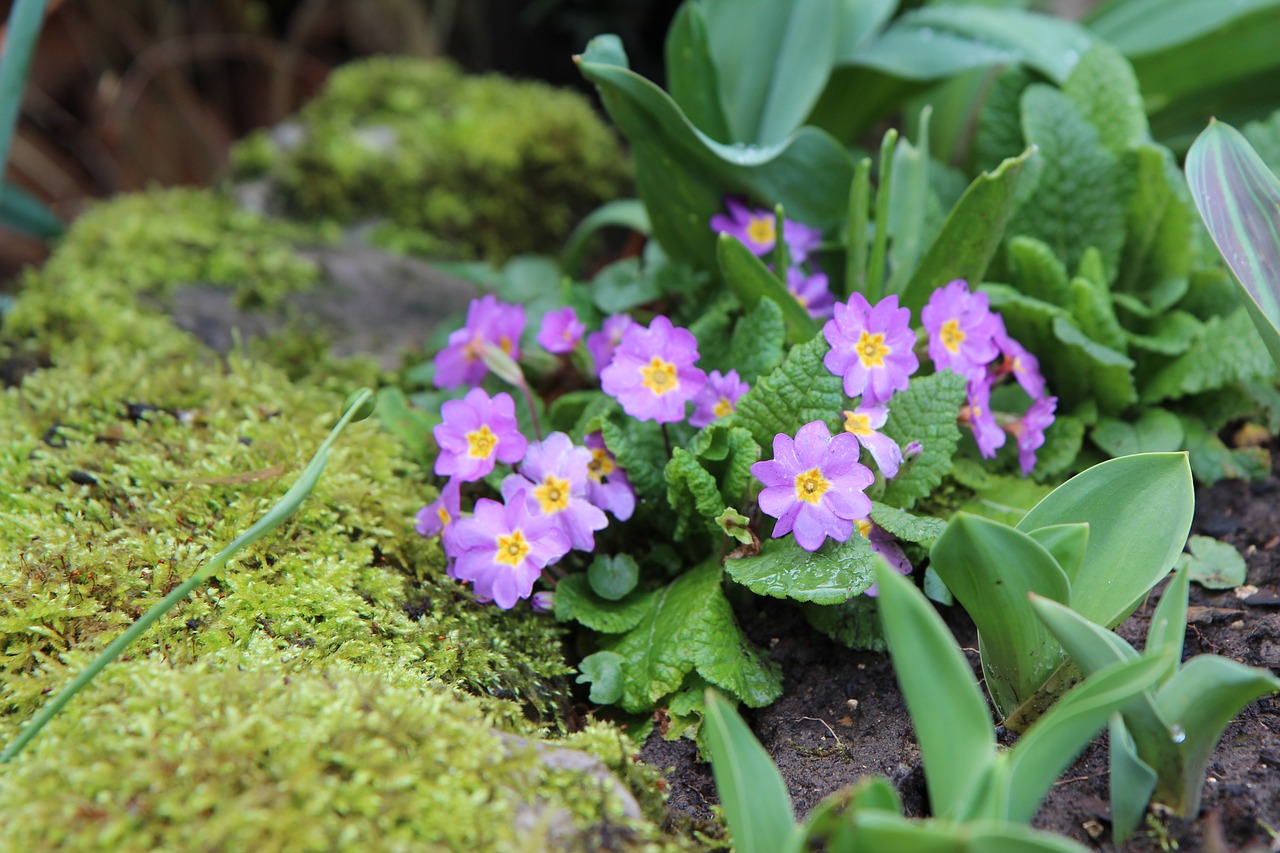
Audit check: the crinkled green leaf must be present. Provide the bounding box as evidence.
[1243,109,1280,173]
[690,423,761,508]
[870,502,946,547]
[1050,317,1137,414]
[1117,145,1194,310]
[666,447,727,541]
[1177,534,1248,590]
[881,371,967,509]
[951,459,1054,526]
[899,147,1037,314]
[1090,409,1185,458]
[1142,308,1275,403]
[1069,275,1127,352]
[1179,414,1272,484]
[728,296,786,383]
[593,414,669,502]
[1031,414,1085,480]
[802,596,885,652]
[1062,42,1147,155]
[554,573,655,634]
[577,651,626,705]
[1015,84,1126,279]
[972,66,1034,174]
[547,390,617,438]
[1124,310,1201,357]
[1007,235,1071,307]
[731,333,845,452]
[725,532,875,605]
[602,561,780,712]
[688,292,738,373]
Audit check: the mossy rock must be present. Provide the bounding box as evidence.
[0,661,685,852]
[231,57,631,261]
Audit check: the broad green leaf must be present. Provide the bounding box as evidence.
[588,554,640,601]
[577,652,625,705]
[547,390,617,438]
[1186,119,1280,367]
[702,691,798,853]
[577,35,852,271]
[899,147,1037,314]
[1007,235,1071,307]
[664,3,731,143]
[1030,413,1085,480]
[1176,534,1248,590]
[666,447,728,541]
[930,514,1071,718]
[1002,655,1167,824]
[1109,718,1158,844]
[875,564,996,822]
[1090,409,1184,458]
[1117,145,1194,310]
[1141,308,1276,404]
[1243,109,1280,173]
[812,810,1091,853]
[731,334,845,452]
[1017,453,1194,630]
[1155,656,1280,815]
[1015,84,1125,279]
[972,66,1033,174]
[725,532,875,604]
[1062,42,1147,155]
[591,257,662,314]
[1069,276,1127,352]
[554,574,655,633]
[1027,523,1089,587]
[728,296,786,383]
[717,234,819,345]
[1124,310,1201,357]
[880,371,967,509]
[1050,317,1137,414]
[601,561,781,712]
[1179,414,1272,484]
[561,199,650,274]
[869,502,946,547]
[950,459,1053,527]
[801,595,886,652]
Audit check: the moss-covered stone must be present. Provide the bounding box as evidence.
[231,57,631,261]
[0,661,687,852]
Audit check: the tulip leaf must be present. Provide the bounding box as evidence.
[717,233,819,345]
[1108,717,1158,844]
[1186,119,1280,367]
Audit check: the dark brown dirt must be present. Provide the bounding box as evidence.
[639,461,1280,852]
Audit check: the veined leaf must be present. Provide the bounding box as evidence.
[1186,119,1280,367]
[1141,308,1275,404]
[880,371,967,509]
[1062,42,1147,155]
[728,296,786,383]
[731,334,845,452]
[725,532,875,605]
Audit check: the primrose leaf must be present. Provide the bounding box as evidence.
[1177,534,1248,590]
[547,390,617,438]
[1179,414,1272,484]
[1050,317,1137,414]
[554,573,655,633]
[690,423,761,507]
[1015,84,1126,279]
[1090,409,1185,458]
[972,66,1033,174]
[1124,310,1201,357]
[728,296,786,383]
[666,447,728,541]
[702,691,798,853]
[802,596,886,652]
[950,458,1053,527]
[593,414,669,502]
[1007,235,1071,307]
[1031,413,1085,481]
[880,371,968,510]
[1069,276,1127,352]
[601,561,780,712]
[725,533,875,605]
[374,387,437,468]
[1142,308,1276,404]
[588,553,640,601]
[1117,145,1194,311]
[1062,42,1147,155]
[731,333,845,452]
[869,502,946,548]
[577,652,625,705]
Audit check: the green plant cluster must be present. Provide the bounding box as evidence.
[0,189,682,849]
[231,57,632,262]
[0,661,682,852]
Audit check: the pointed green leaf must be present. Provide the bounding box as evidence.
[664,2,731,143]
[1186,119,1280,367]
[1147,564,1190,674]
[875,564,996,821]
[1108,717,1159,845]
[702,690,797,853]
[725,532,875,604]
[899,147,1036,314]
[930,514,1071,718]
[1027,523,1089,587]
[717,234,819,345]
[0,181,63,240]
[1016,453,1194,630]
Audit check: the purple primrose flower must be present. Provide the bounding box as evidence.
[433,388,528,482]
[415,478,462,545]
[710,198,823,263]
[751,420,874,552]
[993,319,1046,399]
[823,293,919,405]
[858,519,912,597]
[502,432,608,551]
[787,267,835,320]
[434,295,526,389]
[600,315,706,423]
[586,313,635,376]
[689,369,750,429]
[538,306,586,355]
[963,378,1006,459]
[584,432,635,521]
[841,404,904,478]
[922,280,1000,382]
[446,493,570,609]
[1012,396,1057,476]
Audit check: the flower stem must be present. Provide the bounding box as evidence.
[661,422,673,458]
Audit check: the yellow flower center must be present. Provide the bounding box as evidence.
[499,336,514,355]
[843,410,872,436]
[641,356,678,395]
[746,214,776,247]
[466,425,498,459]
[855,518,873,538]
[588,448,615,482]
[534,474,571,514]
[494,529,531,567]
[713,397,734,419]
[794,468,831,505]
[940,319,966,354]
[437,506,451,527]
[856,331,890,369]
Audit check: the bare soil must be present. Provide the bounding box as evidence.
[639,462,1280,852]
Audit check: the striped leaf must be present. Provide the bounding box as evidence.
[1185,119,1280,367]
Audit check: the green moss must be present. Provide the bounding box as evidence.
[0,662,686,852]
[231,57,631,261]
